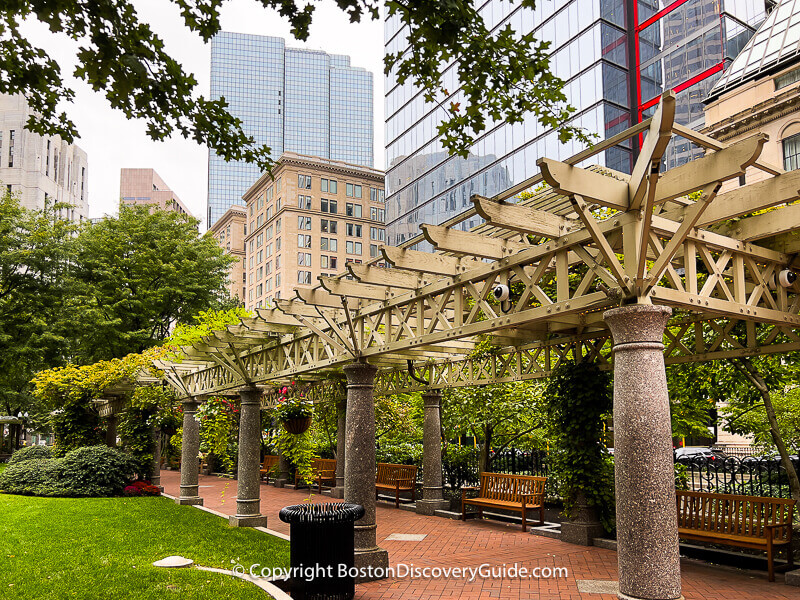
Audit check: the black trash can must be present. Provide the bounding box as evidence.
[279,502,365,600]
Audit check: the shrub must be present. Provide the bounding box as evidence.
[9,445,53,464]
[123,485,141,496]
[0,445,137,497]
[376,442,423,467]
[60,446,138,497]
[0,458,66,496]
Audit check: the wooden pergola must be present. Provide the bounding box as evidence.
[152,92,800,600]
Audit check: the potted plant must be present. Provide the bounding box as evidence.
[275,382,313,434]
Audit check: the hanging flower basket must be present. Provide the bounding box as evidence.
[282,416,312,435]
[274,381,313,435]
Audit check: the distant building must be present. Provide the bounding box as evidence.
[209,205,247,303]
[207,32,374,227]
[0,94,89,222]
[385,1,770,247]
[705,1,800,191]
[242,153,385,309]
[119,168,192,217]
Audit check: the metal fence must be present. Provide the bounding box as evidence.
[442,447,550,491]
[677,455,798,500]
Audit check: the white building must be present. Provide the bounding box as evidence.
[0,94,89,222]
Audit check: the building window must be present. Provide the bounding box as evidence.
[321,178,328,193]
[784,134,800,171]
[297,270,312,284]
[276,197,282,211]
[346,203,362,218]
[321,219,337,234]
[276,218,282,233]
[346,223,362,237]
[370,244,379,258]
[298,216,312,230]
[45,140,50,176]
[298,174,312,189]
[298,234,312,248]
[370,187,385,203]
[257,214,264,227]
[298,252,312,267]
[321,255,338,270]
[321,198,338,213]
[776,68,800,90]
[370,227,385,241]
[298,194,311,209]
[256,284,263,297]
[257,249,263,263]
[276,273,281,287]
[276,236,282,251]
[346,241,362,255]
[266,225,273,240]
[257,266,263,281]
[256,233,264,247]
[276,177,282,192]
[266,206,273,220]
[370,207,385,222]
[321,237,338,252]
[8,130,15,168]
[257,194,264,210]
[323,179,338,194]
[265,260,273,275]
[276,254,281,269]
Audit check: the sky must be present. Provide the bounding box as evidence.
[21,0,385,228]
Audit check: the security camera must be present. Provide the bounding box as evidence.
[779,269,797,288]
[493,284,510,302]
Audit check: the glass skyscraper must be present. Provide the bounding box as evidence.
[385,0,771,247]
[208,32,373,227]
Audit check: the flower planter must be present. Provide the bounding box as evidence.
[282,416,312,435]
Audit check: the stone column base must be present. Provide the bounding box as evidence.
[354,548,390,583]
[176,497,203,506]
[560,521,605,546]
[415,499,449,515]
[229,514,267,527]
[330,486,345,499]
[273,478,288,489]
[618,592,683,600]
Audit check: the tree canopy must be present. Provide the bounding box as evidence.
[2,0,586,168]
[70,205,236,362]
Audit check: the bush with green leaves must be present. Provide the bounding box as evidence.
[0,445,136,497]
[0,458,65,496]
[9,445,52,464]
[376,442,423,467]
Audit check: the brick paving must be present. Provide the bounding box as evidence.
[160,470,797,599]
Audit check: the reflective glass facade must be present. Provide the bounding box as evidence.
[637,0,768,168]
[208,33,373,227]
[385,0,770,247]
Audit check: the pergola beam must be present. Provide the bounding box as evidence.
[471,194,575,238]
[381,245,481,275]
[421,224,529,259]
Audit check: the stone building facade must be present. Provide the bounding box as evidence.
[119,168,193,217]
[242,153,385,309]
[0,94,89,222]
[209,205,247,303]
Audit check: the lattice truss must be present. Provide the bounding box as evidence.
[157,93,800,398]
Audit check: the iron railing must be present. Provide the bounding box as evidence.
[676,455,798,500]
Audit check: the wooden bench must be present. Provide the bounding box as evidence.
[462,472,547,532]
[677,490,795,581]
[295,458,337,492]
[376,463,417,508]
[259,455,279,481]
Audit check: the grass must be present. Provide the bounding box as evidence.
[0,494,289,599]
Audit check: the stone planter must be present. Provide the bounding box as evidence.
[559,491,605,546]
[282,416,312,435]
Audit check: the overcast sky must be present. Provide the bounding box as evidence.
[22,0,385,228]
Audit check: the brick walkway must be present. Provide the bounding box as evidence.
[160,470,795,599]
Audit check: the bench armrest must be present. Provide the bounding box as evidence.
[461,486,480,500]
[765,523,793,542]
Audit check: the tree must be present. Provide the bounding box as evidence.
[1,0,588,171]
[70,205,236,362]
[666,361,728,441]
[443,381,546,473]
[0,190,76,426]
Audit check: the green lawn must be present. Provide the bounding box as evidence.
[0,494,289,599]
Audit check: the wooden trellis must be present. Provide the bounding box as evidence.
[153,92,800,399]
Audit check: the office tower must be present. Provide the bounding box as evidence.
[242,152,385,309]
[119,168,193,217]
[0,94,89,222]
[385,1,771,247]
[209,205,248,303]
[208,32,374,228]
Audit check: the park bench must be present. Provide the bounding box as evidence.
[676,490,795,582]
[295,458,337,492]
[376,463,417,508]
[461,472,547,532]
[259,455,279,481]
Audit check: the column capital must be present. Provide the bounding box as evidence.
[237,386,262,405]
[343,361,378,386]
[604,304,671,348]
[421,390,442,407]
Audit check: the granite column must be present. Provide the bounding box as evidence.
[230,387,267,527]
[331,394,347,499]
[177,398,203,506]
[343,362,388,579]
[416,391,449,515]
[604,305,681,600]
